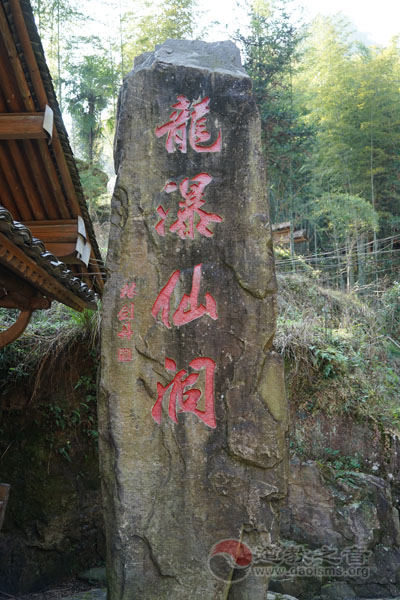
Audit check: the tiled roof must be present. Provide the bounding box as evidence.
[0,206,97,306]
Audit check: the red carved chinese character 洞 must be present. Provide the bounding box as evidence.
[155,95,222,154]
[117,303,135,321]
[118,348,132,362]
[120,283,138,298]
[117,321,134,340]
[157,173,222,239]
[152,357,216,428]
[155,95,191,153]
[151,264,217,328]
[189,97,222,153]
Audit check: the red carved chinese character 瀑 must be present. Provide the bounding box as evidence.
[120,283,138,298]
[117,303,135,321]
[156,173,222,239]
[155,206,170,236]
[155,95,191,153]
[189,97,222,153]
[118,348,132,362]
[117,321,134,341]
[155,95,222,154]
[152,357,216,428]
[151,264,217,328]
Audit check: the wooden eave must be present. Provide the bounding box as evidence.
[0,231,88,311]
[0,0,105,297]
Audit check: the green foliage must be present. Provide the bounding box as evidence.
[65,37,116,164]
[236,0,313,224]
[121,0,197,75]
[0,303,99,396]
[320,448,362,486]
[32,0,85,111]
[275,273,400,427]
[312,193,378,241]
[42,372,98,456]
[296,17,400,241]
[76,159,109,210]
[379,282,400,340]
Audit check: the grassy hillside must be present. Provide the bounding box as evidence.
[275,273,400,430]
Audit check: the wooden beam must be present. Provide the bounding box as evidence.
[0,3,71,219]
[0,293,50,310]
[8,139,47,219]
[0,232,87,311]
[0,265,51,309]
[0,113,47,139]
[9,0,81,217]
[21,140,62,219]
[21,219,80,260]
[21,219,78,242]
[0,309,32,348]
[0,142,33,220]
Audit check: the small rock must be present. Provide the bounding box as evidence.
[62,590,106,600]
[78,567,107,584]
[321,581,356,600]
[266,593,299,600]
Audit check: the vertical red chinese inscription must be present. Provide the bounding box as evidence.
[117,283,137,357]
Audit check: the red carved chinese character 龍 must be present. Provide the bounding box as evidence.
[151,264,217,328]
[118,348,133,362]
[156,173,222,239]
[189,97,222,153]
[155,95,222,154]
[152,357,216,428]
[155,95,191,153]
[120,283,138,298]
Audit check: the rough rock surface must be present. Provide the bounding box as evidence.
[275,458,400,599]
[99,40,288,599]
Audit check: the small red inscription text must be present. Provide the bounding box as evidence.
[118,348,133,362]
[120,283,138,298]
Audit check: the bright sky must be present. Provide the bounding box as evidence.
[199,0,400,46]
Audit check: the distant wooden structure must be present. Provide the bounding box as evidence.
[272,221,308,245]
[0,0,106,348]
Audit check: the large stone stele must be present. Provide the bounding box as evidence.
[99,39,288,600]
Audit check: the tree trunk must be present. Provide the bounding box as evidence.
[346,238,355,292]
[357,233,366,289]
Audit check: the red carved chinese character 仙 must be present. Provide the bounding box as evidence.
[151,264,217,328]
[156,173,222,239]
[152,357,217,428]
